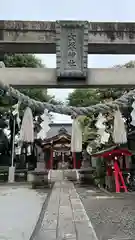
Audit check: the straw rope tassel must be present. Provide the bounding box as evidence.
[20,107,34,143]
[71,118,82,153]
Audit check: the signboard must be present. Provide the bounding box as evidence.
[56,21,88,80]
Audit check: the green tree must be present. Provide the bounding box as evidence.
[4,54,52,103]
[4,54,44,68]
[68,89,101,107]
[0,54,60,114]
[68,60,135,108]
[67,88,132,107]
[67,60,135,148]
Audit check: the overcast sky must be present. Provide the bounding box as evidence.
[1,0,135,122]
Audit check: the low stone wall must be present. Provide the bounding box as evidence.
[27,170,50,189]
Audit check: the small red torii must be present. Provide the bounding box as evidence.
[93,148,132,193]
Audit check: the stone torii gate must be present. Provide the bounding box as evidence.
[0,20,135,87]
[1,20,135,185]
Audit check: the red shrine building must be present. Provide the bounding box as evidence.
[38,123,82,170]
[92,146,132,192]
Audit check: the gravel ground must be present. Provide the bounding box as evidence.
[0,185,50,240]
[76,185,135,240]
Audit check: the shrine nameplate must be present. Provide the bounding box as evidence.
[56,21,88,80]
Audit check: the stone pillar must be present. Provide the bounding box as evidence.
[8,166,15,183]
[36,146,45,171]
[8,115,16,183]
[0,26,5,64]
[91,156,97,168]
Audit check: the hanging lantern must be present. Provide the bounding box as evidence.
[113,109,127,144]
[71,117,82,152]
[20,107,34,143]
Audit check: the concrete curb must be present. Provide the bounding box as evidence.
[0,182,29,186]
[29,184,53,240]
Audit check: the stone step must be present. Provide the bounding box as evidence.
[49,170,64,182]
[49,170,80,182]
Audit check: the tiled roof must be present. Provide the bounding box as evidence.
[46,123,72,139]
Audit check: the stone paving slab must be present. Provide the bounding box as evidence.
[0,185,48,240]
[34,181,98,240]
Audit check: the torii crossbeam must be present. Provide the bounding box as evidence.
[1,20,135,87]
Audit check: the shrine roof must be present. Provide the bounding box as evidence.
[91,145,132,157]
[46,123,72,139]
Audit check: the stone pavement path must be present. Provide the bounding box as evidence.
[33,181,98,240]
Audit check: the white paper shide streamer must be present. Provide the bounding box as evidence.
[113,109,127,144]
[86,144,92,155]
[12,102,21,128]
[71,118,82,152]
[37,110,50,140]
[131,100,135,126]
[20,107,34,143]
[95,113,110,144]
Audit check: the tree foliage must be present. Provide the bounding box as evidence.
[67,60,135,150]
[0,54,59,114]
[68,88,132,107]
[68,60,135,108]
[4,54,51,103]
[4,54,44,68]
